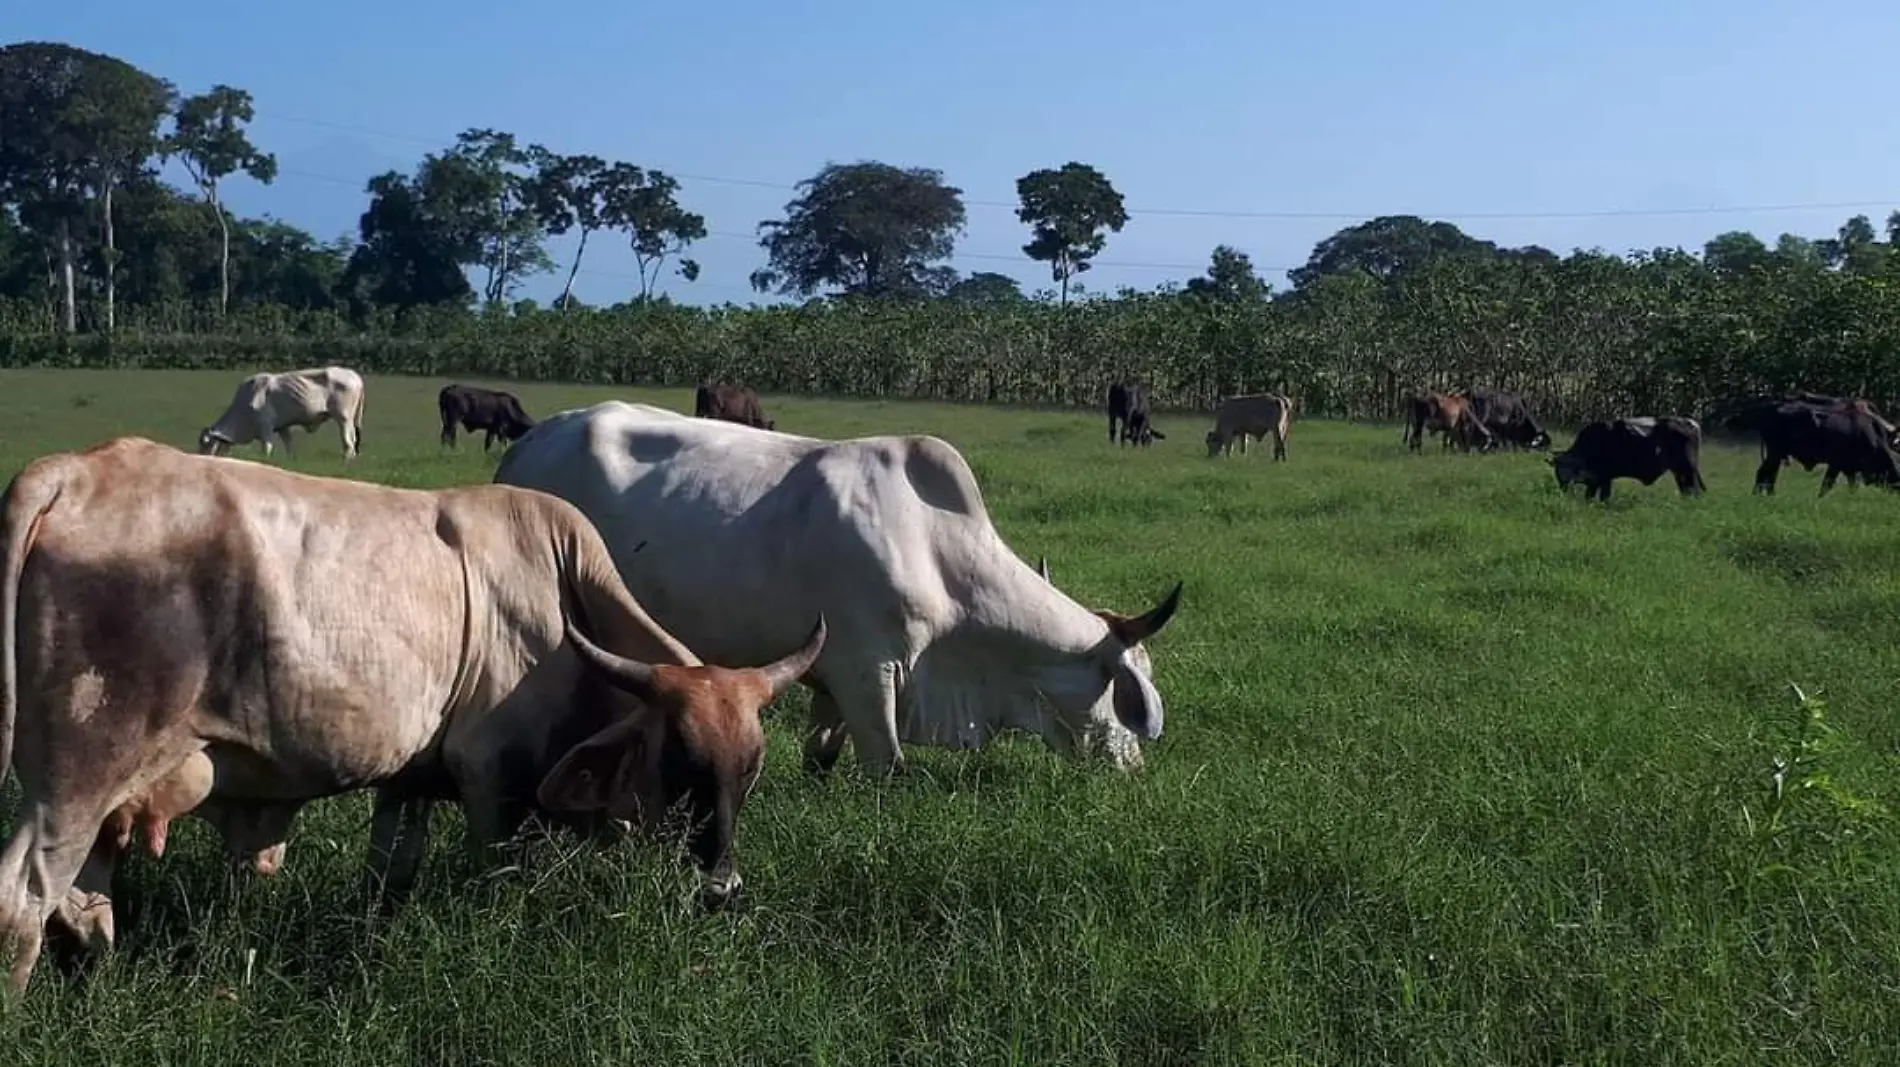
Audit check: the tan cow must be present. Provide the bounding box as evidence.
[0,437,825,995]
[1205,393,1293,459]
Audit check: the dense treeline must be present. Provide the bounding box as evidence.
[4,41,1900,422]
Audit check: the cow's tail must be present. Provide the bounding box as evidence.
[0,463,62,785]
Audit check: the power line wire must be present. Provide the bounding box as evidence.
[261,112,1898,223]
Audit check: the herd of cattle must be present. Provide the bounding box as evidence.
[2,363,1897,995]
[1124,379,1900,500]
[0,365,1182,994]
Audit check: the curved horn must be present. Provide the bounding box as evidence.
[565,616,658,696]
[1114,581,1184,646]
[756,615,827,698]
[1036,556,1051,582]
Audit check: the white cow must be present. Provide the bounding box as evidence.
[493,401,1184,775]
[198,365,366,460]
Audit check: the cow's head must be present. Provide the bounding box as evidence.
[1549,449,1589,491]
[1204,430,1226,457]
[1034,557,1182,768]
[197,429,233,457]
[1526,426,1553,450]
[538,615,827,907]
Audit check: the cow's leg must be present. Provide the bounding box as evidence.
[1273,429,1287,461]
[441,418,456,449]
[802,681,850,776]
[1107,415,1117,444]
[830,663,905,778]
[483,429,497,452]
[0,814,100,995]
[1820,467,1842,496]
[1590,479,1613,502]
[1753,450,1781,494]
[363,790,436,903]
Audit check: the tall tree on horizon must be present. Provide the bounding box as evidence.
[1015,162,1127,306]
[751,161,966,300]
[165,84,277,316]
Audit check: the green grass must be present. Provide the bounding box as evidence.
[2,368,1899,1065]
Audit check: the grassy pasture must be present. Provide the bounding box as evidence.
[1,368,1898,1065]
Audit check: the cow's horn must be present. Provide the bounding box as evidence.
[757,615,828,698]
[1036,556,1051,581]
[565,616,658,694]
[1118,582,1184,646]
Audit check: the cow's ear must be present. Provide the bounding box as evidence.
[1111,661,1165,740]
[538,716,652,816]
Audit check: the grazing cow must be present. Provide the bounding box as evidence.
[693,382,775,430]
[440,384,537,452]
[1462,386,1551,451]
[1106,382,1165,446]
[494,402,1184,777]
[198,366,366,461]
[1725,398,1900,494]
[1205,393,1293,459]
[1403,390,1493,453]
[1551,416,1707,501]
[0,437,826,994]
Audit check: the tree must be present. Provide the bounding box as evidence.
[615,169,705,301]
[337,170,475,313]
[1185,244,1270,302]
[1014,162,1127,305]
[164,84,277,316]
[752,161,966,300]
[71,58,172,330]
[0,42,171,332]
[433,129,550,304]
[527,150,622,309]
[1289,215,1505,292]
[945,271,1025,304]
[1703,231,1771,275]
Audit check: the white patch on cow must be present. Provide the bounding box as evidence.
[67,669,108,725]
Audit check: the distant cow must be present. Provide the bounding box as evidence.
[1205,393,1292,460]
[1462,386,1551,451]
[440,384,537,452]
[1551,416,1706,501]
[1403,390,1493,453]
[694,382,774,430]
[198,366,366,461]
[1106,382,1165,446]
[1726,398,1900,494]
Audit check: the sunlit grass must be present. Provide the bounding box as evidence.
[1,368,1897,1065]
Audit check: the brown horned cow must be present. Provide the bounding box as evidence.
[1403,390,1494,453]
[0,437,826,995]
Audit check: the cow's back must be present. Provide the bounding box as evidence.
[14,439,472,791]
[495,402,971,668]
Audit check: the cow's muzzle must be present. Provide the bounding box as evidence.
[699,868,744,909]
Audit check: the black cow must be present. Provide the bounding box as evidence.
[1551,416,1706,501]
[694,382,775,430]
[439,384,536,452]
[1105,381,1165,446]
[1462,387,1551,451]
[1725,398,1900,495]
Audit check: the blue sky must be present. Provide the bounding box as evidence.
[14,0,1900,307]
